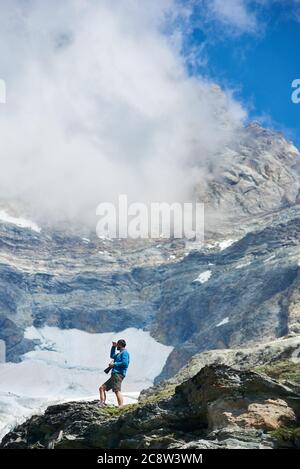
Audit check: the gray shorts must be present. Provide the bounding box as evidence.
[103,372,124,392]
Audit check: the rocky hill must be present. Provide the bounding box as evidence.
[1,336,299,449]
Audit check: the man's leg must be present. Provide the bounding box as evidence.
[112,373,124,407]
[100,376,113,404]
[115,391,124,407]
[99,384,106,403]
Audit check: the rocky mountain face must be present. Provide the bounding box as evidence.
[199,122,300,231]
[1,336,299,449]
[0,123,300,384]
[153,207,300,381]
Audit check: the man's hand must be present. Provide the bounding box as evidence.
[108,362,114,368]
[112,341,117,347]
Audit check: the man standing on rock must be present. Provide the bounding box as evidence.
[99,339,130,407]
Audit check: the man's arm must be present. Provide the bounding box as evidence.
[110,345,117,359]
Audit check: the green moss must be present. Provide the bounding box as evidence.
[95,385,175,421]
[270,426,300,442]
[254,360,300,384]
[136,385,176,407]
[98,403,139,418]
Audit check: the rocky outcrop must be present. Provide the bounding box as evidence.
[0,315,37,362]
[140,335,300,399]
[1,363,299,449]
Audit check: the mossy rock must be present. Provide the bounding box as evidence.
[98,386,175,420]
[254,360,300,385]
[99,403,139,418]
[137,385,176,405]
[270,426,300,448]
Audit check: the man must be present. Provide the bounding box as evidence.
[99,339,130,407]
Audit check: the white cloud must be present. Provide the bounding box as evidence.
[0,0,246,227]
[210,0,258,33]
[193,0,300,38]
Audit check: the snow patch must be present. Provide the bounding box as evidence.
[205,239,236,251]
[287,144,299,154]
[265,255,276,264]
[216,317,230,327]
[236,261,251,269]
[193,270,212,283]
[0,210,41,233]
[168,255,176,261]
[218,239,235,250]
[23,326,172,387]
[206,243,218,249]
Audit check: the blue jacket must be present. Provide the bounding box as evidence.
[110,346,130,377]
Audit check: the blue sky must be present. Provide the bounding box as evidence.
[180,0,300,146]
